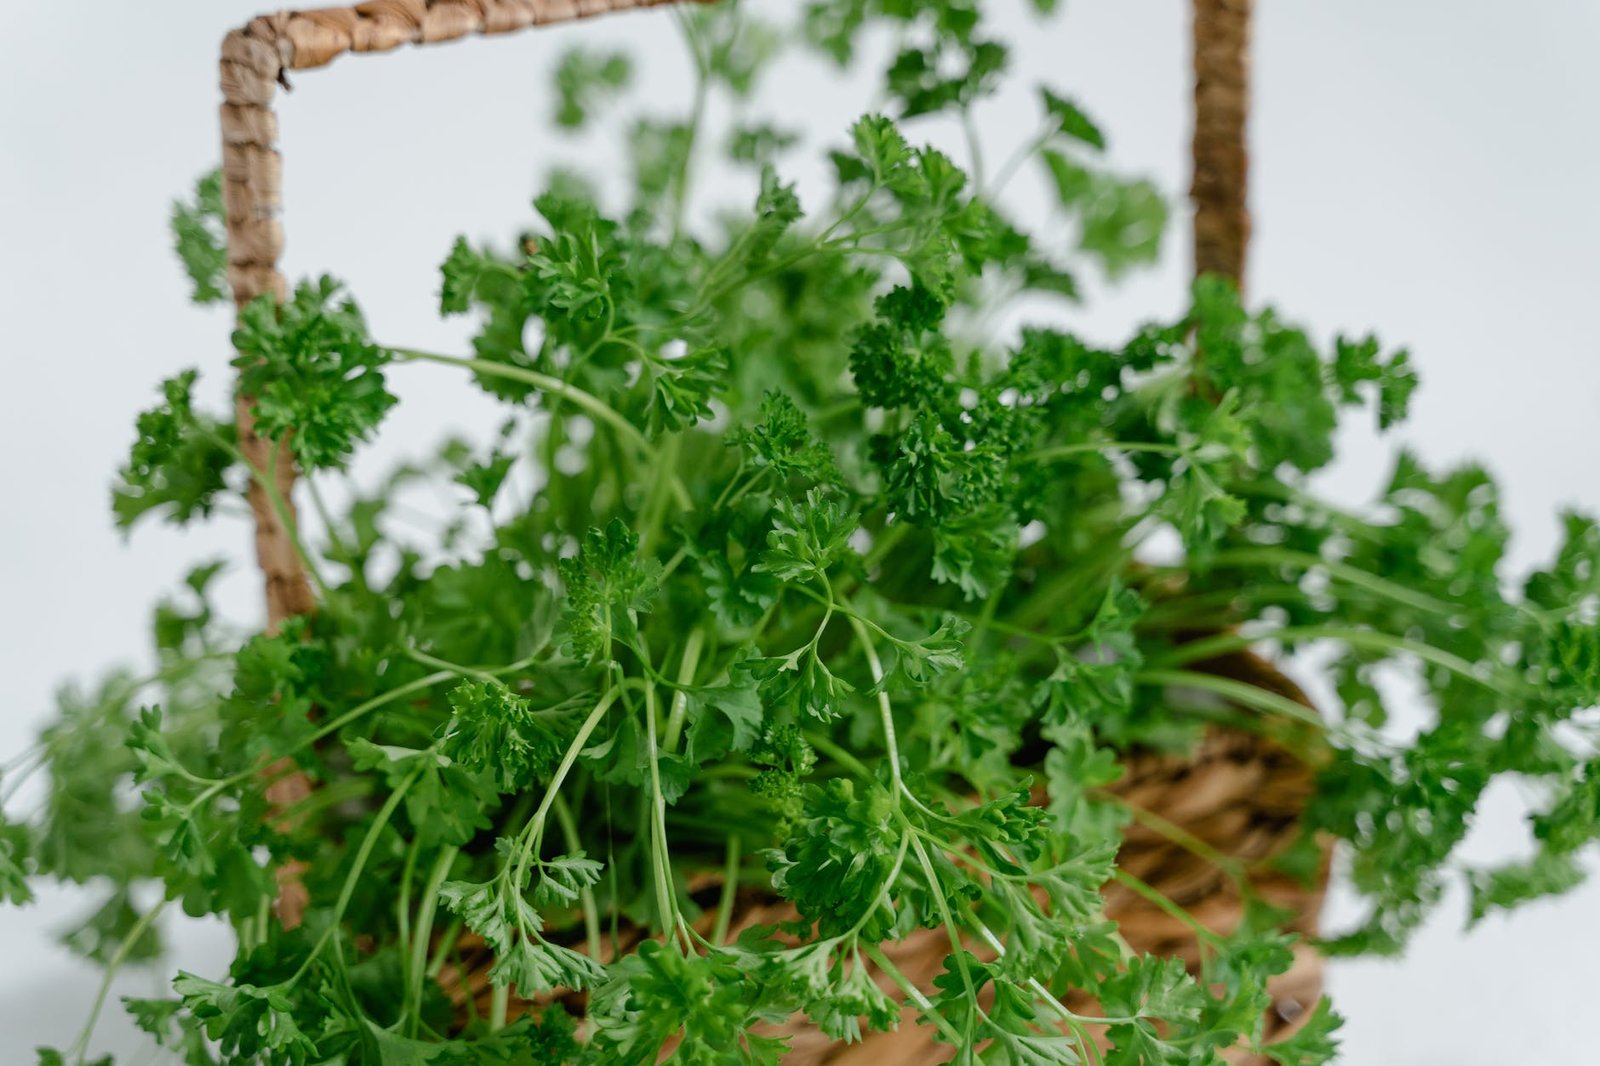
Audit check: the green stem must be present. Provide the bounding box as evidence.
[641,661,679,936]
[1110,869,1224,948]
[847,615,905,798]
[183,670,453,803]
[397,832,421,991]
[907,834,979,1044]
[1191,546,1460,618]
[1030,439,1187,464]
[973,924,1147,1030]
[986,120,1055,199]
[961,105,987,189]
[806,730,873,780]
[489,984,509,1030]
[305,473,354,566]
[552,793,603,962]
[402,646,494,682]
[862,942,966,1047]
[405,845,458,1037]
[68,898,169,1064]
[291,765,421,985]
[661,627,706,753]
[207,429,329,599]
[672,9,711,241]
[391,348,691,511]
[711,834,741,946]
[519,688,621,864]
[1137,668,1327,732]
[1155,624,1509,695]
[426,917,465,980]
[1095,790,1248,887]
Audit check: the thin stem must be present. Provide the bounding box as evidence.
[1110,869,1225,948]
[907,834,979,1044]
[848,615,904,797]
[181,670,454,803]
[806,730,874,781]
[672,7,712,240]
[552,794,603,962]
[641,660,680,937]
[987,121,1055,199]
[1137,668,1327,732]
[1156,624,1510,695]
[405,845,458,1037]
[1191,546,1460,618]
[862,943,966,1047]
[305,473,354,565]
[1030,440,1187,464]
[426,917,465,980]
[1095,790,1248,887]
[520,688,621,863]
[661,627,706,753]
[397,832,421,992]
[972,924,1147,1030]
[711,834,741,946]
[290,765,421,986]
[206,428,329,600]
[403,645,500,684]
[68,898,169,1064]
[391,347,691,511]
[961,105,987,189]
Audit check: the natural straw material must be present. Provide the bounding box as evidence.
[1191,0,1253,288]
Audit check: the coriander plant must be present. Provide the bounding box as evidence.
[7,2,1600,1064]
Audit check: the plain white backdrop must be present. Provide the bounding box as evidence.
[2,1,1598,1061]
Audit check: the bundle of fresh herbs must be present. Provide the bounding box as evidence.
[8,1,1600,1064]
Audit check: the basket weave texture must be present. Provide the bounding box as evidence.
[218,0,1329,1061]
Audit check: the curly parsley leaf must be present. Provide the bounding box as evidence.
[232,277,396,471]
[113,370,236,532]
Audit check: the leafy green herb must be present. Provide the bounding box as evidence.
[9,3,1597,1064]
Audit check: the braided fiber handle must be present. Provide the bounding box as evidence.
[1191,0,1252,288]
[218,0,702,628]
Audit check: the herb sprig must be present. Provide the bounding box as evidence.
[10,2,1600,1064]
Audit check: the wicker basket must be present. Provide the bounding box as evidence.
[218,1,1328,1061]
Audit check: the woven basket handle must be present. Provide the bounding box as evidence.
[218,0,701,628]
[1191,0,1252,291]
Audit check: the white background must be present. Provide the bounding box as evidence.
[2,1,1598,1061]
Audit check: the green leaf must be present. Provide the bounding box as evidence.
[1042,151,1167,278]
[559,519,661,660]
[890,615,970,685]
[730,391,839,483]
[232,277,396,471]
[454,448,516,509]
[0,821,33,905]
[1262,998,1343,1066]
[171,169,229,305]
[647,344,728,436]
[174,971,318,1063]
[755,488,857,582]
[683,675,766,764]
[1040,87,1105,150]
[351,739,494,846]
[553,48,632,130]
[438,681,574,794]
[768,778,901,939]
[1466,850,1587,926]
[112,370,236,532]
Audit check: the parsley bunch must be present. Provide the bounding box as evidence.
[9,2,1599,1064]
